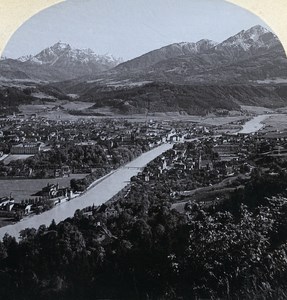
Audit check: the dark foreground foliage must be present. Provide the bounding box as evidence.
[0,172,287,299]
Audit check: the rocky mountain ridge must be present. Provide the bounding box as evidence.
[1,25,287,115]
[108,25,285,85]
[0,42,123,81]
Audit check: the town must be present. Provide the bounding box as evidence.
[0,113,217,224]
[0,110,286,227]
[88,126,287,223]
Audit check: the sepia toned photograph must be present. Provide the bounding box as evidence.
[0,0,287,299]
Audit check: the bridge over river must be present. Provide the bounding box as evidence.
[121,166,144,170]
[0,114,272,240]
[0,143,173,240]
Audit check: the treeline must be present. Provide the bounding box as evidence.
[69,145,143,192]
[70,167,111,192]
[0,87,33,115]
[0,170,287,299]
[83,82,240,115]
[0,143,144,179]
[82,81,287,115]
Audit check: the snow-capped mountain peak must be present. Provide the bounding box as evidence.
[246,25,271,36]
[18,42,123,70]
[195,39,218,51]
[175,39,218,53]
[12,42,123,80]
[215,25,279,53]
[17,55,34,62]
[52,41,71,51]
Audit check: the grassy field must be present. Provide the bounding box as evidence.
[200,116,248,126]
[3,154,34,165]
[261,113,287,132]
[241,105,275,114]
[20,101,287,132]
[19,101,252,124]
[0,174,87,203]
[172,186,239,214]
[20,102,202,122]
[19,101,95,121]
[275,107,287,114]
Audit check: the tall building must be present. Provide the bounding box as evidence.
[10,143,41,155]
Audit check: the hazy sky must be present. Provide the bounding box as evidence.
[3,0,270,60]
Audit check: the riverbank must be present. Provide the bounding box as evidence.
[0,174,88,202]
[0,143,173,240]
[238,114,270,134]
[0,113,276,240]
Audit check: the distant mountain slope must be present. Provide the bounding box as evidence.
[115,39,218,72]
[1,25,287,115]
[1,25,285,85]
[0,42,123,81]
[59,25,285,89]
[24,42,122,70]
[78,82,287,115]
[214,25,278,58]
[0,59,31,80]
[0,84,69,115]
[48,25,287,115]
[111,25,285,84]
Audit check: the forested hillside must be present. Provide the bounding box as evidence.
[1,164,287,299]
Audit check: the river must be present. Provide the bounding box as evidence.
[0,114,273,240]
[0,143,173,240]
[238,114,270,134]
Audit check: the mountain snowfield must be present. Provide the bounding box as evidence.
[0,42,123,81]
[216,25,277,51]
[19,42,123,67]
[213,25,280,63]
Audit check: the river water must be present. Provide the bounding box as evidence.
[0,143,173,240]
[0,114,274,240]
[238,115,270,134]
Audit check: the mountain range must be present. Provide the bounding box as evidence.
[1,25,287,115]
[0,42,122,81]
[107,25,285,85]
